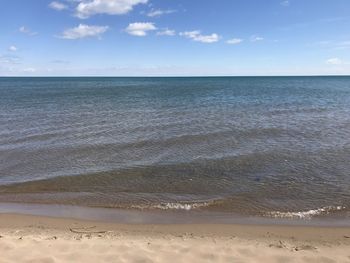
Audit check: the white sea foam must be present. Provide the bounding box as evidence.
[267,206,345,219]
[130,202,211,211]
[153,202,211,211]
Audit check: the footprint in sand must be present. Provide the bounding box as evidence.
[294,245,317,251]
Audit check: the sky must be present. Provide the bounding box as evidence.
[0,0,350,76]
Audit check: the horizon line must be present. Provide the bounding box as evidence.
[1,74,350,78]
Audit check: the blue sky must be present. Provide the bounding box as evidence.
[1,0,350,76]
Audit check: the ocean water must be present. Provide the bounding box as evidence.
[0,76,350,219]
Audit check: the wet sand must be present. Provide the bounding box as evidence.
[1,213,350,262]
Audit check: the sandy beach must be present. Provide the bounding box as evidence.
[0,213,350,263]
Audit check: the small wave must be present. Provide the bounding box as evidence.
[130,202,211,211]
[267,206,345,219]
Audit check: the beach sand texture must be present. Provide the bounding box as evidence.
[1,214,350,263]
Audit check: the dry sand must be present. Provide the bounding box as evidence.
[1,213,350,262]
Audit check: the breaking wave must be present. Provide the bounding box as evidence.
[130,201,213,211]
[266,206,345,219]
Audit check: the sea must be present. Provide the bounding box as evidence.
[1,76,350,220]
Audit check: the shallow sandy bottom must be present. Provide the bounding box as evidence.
[1,214,350,263]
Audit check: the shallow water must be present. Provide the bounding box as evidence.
[1,77,350,219]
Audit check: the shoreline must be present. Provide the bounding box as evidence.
[1,213,350,262]
[1,213,350,241]
[1,202,350,227]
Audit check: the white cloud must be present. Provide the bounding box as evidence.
[147,9,175,17]
[51,59,70,64]
[250,35,264,42]
[0,54,21,64]
[49,1,68,11]
[157,29,176,36]
[334,41,350,50]
[19,26,37,36]
[180,31,220,43]
[76,0,148,19]
[226,38,243,45]
[59,24,109,39]
[312,40,350,50]
[280,0,290,6]
[326,58,343,65]
[125,22,156,36]
[8,45,18,52]
[23,68,37,73]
